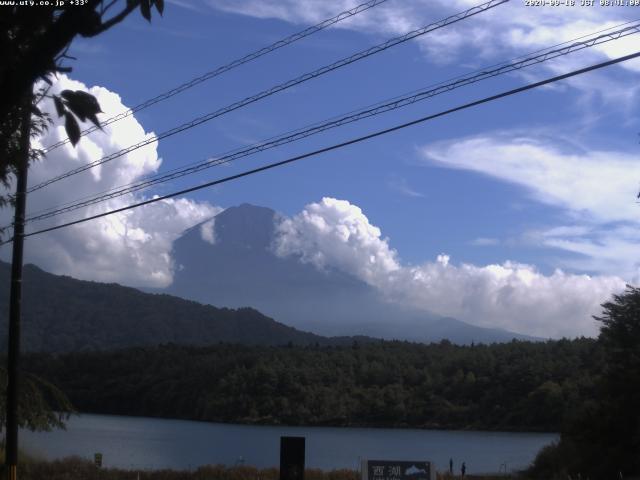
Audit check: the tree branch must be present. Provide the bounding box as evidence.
[101,0,119,16]
[0,1,140,119]
[85,1,140,37]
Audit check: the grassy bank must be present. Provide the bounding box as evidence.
[8,457,520,480]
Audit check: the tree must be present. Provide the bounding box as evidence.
[0,2,166,470]
[589,286,640,476]
[529,286,640,478]
[0,0,165,209]
[0,367,74,432]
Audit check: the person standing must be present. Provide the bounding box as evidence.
[461,462,466,478]
[449,458,453,475]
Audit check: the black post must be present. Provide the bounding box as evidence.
[280,436,305,480]
[4,94,31,480]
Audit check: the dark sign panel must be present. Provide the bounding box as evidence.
[280,436,305,480]
[366,460,432,480]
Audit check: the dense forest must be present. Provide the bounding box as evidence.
[23,338,602,432]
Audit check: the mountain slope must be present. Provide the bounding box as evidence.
[165,204,537,344]
[0,261,343,352]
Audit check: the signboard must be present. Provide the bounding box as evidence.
[94,452,103,468]
[362,460,434,480]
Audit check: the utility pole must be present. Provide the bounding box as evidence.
[4,93,32,480]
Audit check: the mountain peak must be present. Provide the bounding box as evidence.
[215,203,275,223]
[213,203,276,249]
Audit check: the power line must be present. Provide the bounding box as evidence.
[43,0,391,153]
[3,49,637,246]
[22,20,640,224]
[28,0,509,194]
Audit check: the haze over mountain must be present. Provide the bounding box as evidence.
[165,204,537,344]
[0,261,366,353]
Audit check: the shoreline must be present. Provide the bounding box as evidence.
[22,414,554,474]
[62,411,559,435]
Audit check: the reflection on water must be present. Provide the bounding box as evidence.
[22,414,557,474]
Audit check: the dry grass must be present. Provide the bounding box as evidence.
[9,457,522,480]
[436,473,518,480]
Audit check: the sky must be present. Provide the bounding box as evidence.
[2,0,640,338]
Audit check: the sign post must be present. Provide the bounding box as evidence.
[280,436,305,480]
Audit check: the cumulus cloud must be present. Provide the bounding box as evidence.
[396,256,624,338]
[274,197,625,337]
[274,197,400,285]
[0,75,221,287]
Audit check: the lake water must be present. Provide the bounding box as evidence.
[21,414,557,474]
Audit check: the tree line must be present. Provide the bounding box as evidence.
[21,337,602,432]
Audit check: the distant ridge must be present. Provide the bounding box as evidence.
[0,261,371,353]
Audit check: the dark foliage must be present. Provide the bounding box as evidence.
[23,338,601,432]
[528,286,640,479]
[0,1,163,210]
[0,366,74,432]
[0,262,343,352]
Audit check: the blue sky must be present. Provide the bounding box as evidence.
[3,0,640,337]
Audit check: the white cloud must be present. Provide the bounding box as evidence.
[388,175,424,198]
[200,219,217,244]
[471,237,499,246]
[274,197,400,285]
[0,75,221,288]
[396,255,624,338]
[167,0,207,13]
[206,0,640,66]
[205,0,640,108]
[422,133,640,223]
[274,197,625,337]
[401,258,625,337]
[420,131,640,282]
[206,0,417,36]
[539,223,640,282]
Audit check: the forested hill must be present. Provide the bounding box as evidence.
[23,338,602,432]
[0,261,369,352]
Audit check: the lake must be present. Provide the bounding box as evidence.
[21,414,557,474]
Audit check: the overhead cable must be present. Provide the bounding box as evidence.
[23,21,640,223]
[2,49,636,245]
[43,0,391,152]
[28,0,509,193]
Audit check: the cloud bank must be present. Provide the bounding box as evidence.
[0,75,220,287]
[274,197,625,338]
